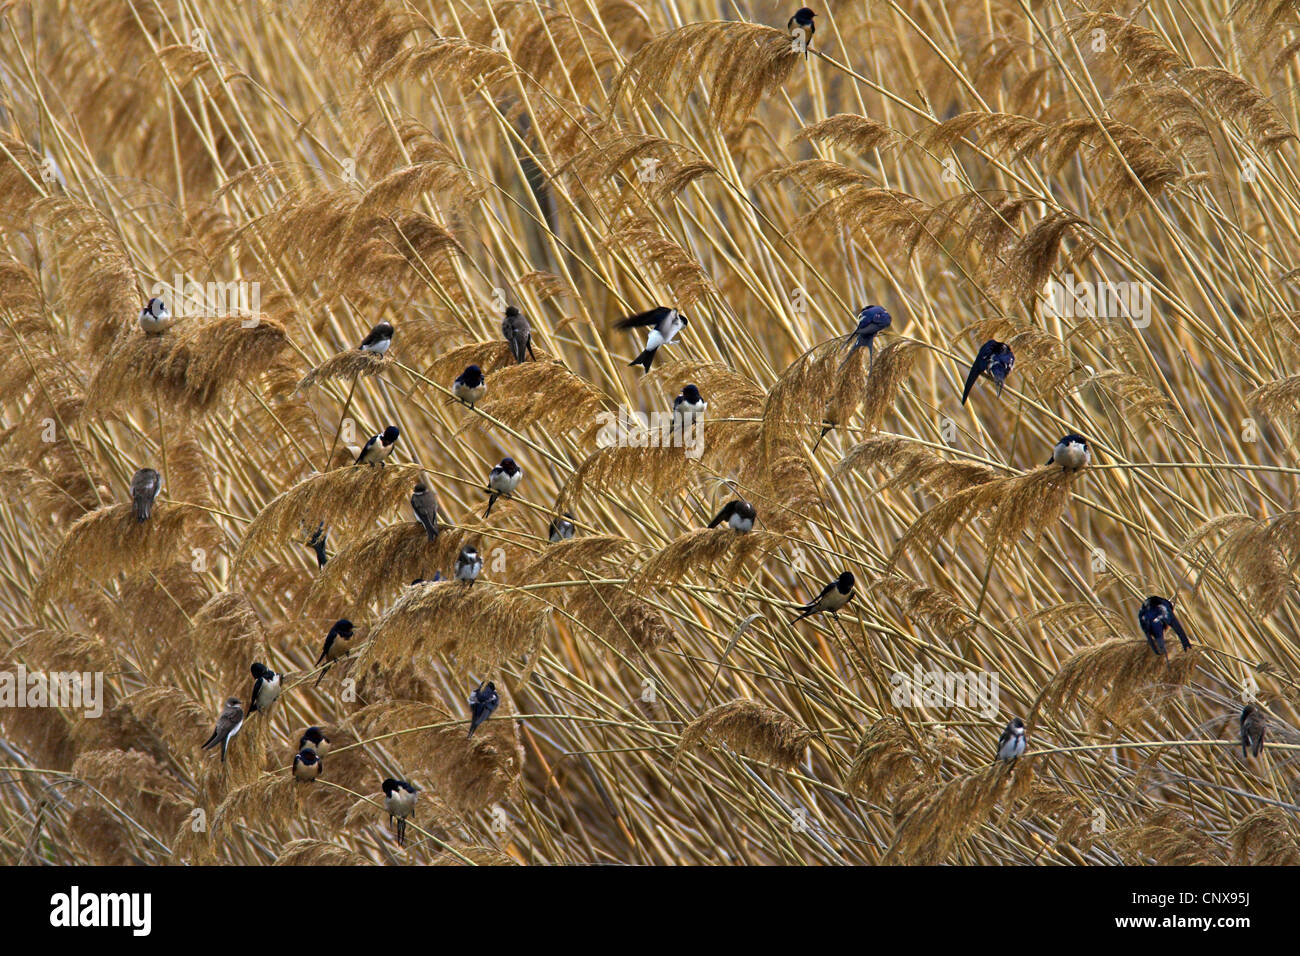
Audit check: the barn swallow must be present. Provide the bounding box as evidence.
[484,457,522,517]
[960,340,1015,404]
[357,321,393,354]
[138,297,173,335]
[356,425,400,466]
[455,544,482,584]
[1138,596,1190,657]
[672,384,707,428]
[382,778,419,846]
[299,726,331,756]
[130,467,161,523]
[411,482,440,541]
[792,571,855,621]
[453,364,487,408]
[787,7,816,57]
[315,618,355,686]
[292,747,322,782]
[468,681,500,737]
[840,305,892,371]
[995,717,1027,762]
[247,662,281,715]
[201,697,244,763]
[1240,704,1266,760]
[548,511,576,543]
[501,306,536,363]
[305,521,328,568]
[708,499,756,533]
[1048,434,1090,472]
[617,307,688,373]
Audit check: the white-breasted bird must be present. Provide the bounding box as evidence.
[139,297,174,335]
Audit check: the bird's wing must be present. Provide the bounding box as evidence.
[615,307,669,329]
[961,343,996,404]
[707,502,735,528]
[316,634,333,665]
[1169,615,1190,649]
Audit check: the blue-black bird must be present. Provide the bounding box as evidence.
[1138,596,1189,657]
[138,297,173,335]
[1240,705,1266,760]
[455,544,482,584]
[787,7,816,58]
[1048,433,1090,473]
[247,662,281,715]
[707,499,756,533]
[356,425,400,466]
[468,681,500,737]
[995,717,1027,762]
[502,306,535,363]
[673,384,707,428]
[292,747,322,782]
[306,521,328,568]
[382,778,419,846]
[793,571,855,621]
[453,364,487,408]
[357,321,393,354]
[840,305,891,371]
[548,511,576,543]
[299,726,331,756]
[960,340,1014,404]
[315,618,355,686]
[484,457,522,517]
[617,307,687,372]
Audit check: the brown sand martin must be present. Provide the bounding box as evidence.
[501,306,536,363]
[1240,704,1266,760]
[130,467,161,523]
[411,481,441,541]
[201,697,244,763]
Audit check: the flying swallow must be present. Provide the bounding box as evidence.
[672,384,707,428]
[1138,596,1190,657]
[995,717,1027,762]
[1048,433,1090,472]
[315,618,355,686]
[840,305,891,371]
[548,511,576,543]
[299,726,331,756]
[248,662,281,715]
[484,457,522,517]
[787,7,816,57]
[468,681,500,737]
[411,482,440,542]
[708,499,756,533]
[617,307,688,373]
[130,467,161,523]
[357,321,393,354]
[138,297,173,335]
[453,364,487,408]
[201,697,244,763]
[792,571,855,621]
[960,340,1015,404]
[382,778,420,846]
[501,306,536,363]
[356,425,400,466]
[305,521,328,568]
[455,544,482,584]
[292,747,322,782]
[1240,704,1266,760]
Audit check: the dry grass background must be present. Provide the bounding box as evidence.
[1,0,1300,865]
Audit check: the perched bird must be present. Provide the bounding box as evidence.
[484,457,522,517]
[306,521,328,568]
[548,511,576,543]
[314,618,355,686]
[357,321,393,354]
[708,499,756,533]
[452,364,487,408]
[841,305,892,370]
[995,717,1027,763]
[792,571,855,621]
[299,726,331,756]
[672,384,707,428]
[130,467,161,523]
[501,306,536,363]
[411,482,440,542]
[1240,704,1266,760]
[455,544,482,585]
[787,7,816,57]
[382,778,420,846]
[960,340,1015,404]
[356,425,400,467]
[617,307,688,373]
[1048,433,1090,473]
[468,681,500,737]
[1138,596,1190,657]
[138,297,173,335]
[201,697,244,763]
[292,747,322,783]
[247,662,281,715]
